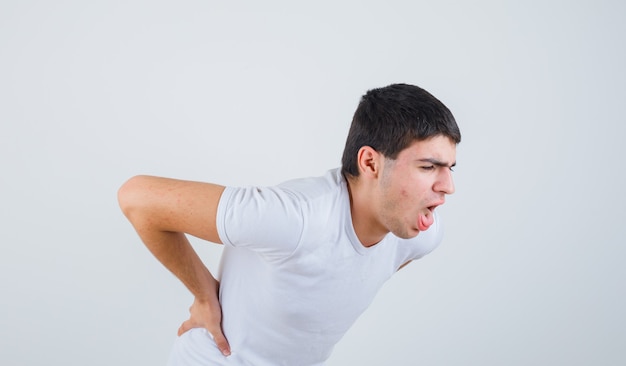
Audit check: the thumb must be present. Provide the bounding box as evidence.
[210,329,231,357]
[177,320,194,337]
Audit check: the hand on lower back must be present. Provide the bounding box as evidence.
[178,295,231,357]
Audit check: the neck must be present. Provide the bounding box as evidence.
[345,176,388,247]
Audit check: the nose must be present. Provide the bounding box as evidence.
[434,168,455,195]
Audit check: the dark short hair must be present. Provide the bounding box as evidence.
[341,83,461,178]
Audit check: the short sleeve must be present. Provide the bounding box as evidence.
[216,185,305,259]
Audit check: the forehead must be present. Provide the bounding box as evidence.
[398,135,457,160]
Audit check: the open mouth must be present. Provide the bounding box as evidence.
[427,205,436,212]
[418,202,445,231]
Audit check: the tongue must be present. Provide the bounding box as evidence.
[418,212,434,231]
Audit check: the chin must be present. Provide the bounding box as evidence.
[394,229,420,239]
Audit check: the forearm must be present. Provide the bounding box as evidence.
[137,227,218,301]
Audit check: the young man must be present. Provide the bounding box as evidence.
[118,83,461,365]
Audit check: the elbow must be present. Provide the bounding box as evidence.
[117,175,149,221]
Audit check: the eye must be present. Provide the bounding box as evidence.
[421,166,435,171]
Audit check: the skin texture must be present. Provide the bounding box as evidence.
[117,134,457,358]
[347,135,456,246]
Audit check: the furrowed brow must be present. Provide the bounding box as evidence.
[418,158,456,168]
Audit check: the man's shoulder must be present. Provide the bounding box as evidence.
[219,168,346,224]
[276,168,349,231]
[277,168,345,199]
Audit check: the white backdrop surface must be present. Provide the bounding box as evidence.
[1,1,625,365]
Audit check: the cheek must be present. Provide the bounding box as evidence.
[400,186,428,206]
[397,189,421,211]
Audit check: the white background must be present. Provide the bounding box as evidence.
[1,1,625,365]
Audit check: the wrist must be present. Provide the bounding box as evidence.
[194,280,219,304]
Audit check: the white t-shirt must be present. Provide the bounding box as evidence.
[168,168,443,366]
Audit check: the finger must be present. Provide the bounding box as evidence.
[211,330,231,357]
[177,320,193,336]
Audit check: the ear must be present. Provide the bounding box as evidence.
[356,146,382,178]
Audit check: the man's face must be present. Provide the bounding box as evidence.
[377,135,457,239]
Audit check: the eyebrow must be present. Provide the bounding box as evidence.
[418,158,457,168]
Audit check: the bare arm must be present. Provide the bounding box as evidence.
[117,175,231,356]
